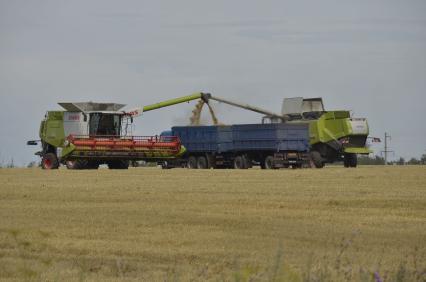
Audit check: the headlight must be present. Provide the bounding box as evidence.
[63,140,70,146]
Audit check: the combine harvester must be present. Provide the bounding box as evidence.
[261,97,371,168]
[27,93,209,169]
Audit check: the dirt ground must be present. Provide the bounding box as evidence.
[0,166,425,281]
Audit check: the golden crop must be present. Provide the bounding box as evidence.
[0,166,425,281]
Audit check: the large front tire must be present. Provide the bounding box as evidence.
[310,151,324,168]
[41,153,59,170]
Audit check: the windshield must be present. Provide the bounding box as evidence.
[89,113,121,136]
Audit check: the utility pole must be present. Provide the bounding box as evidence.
[381,132,394,165]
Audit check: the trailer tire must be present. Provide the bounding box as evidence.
[242,155,252,169]
[310,151,324,168]
[187,156,197,169]
[197,156,208,169]
[234,156,247,169]
[264,156,275,170]
[41,153,59,170]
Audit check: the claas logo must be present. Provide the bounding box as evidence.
[68,115,80,121]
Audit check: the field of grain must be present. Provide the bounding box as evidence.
[0,166,425,281]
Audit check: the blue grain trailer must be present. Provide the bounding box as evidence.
[160,123,310,169]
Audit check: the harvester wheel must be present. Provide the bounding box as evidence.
[197,156,208,169]
[234,156,247,169]
[310,151,324,168]
[66,160,89,169]
[107,160,129,169]
[66,160,76,169]
[344,153,357,168]
[187,156,197,169]
[264,156,275,169]
[41,153,59,170]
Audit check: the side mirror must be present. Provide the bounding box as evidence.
[83,113,87,122]
[27,140,39,146]
[130,117,133,123]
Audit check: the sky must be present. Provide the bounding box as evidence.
[1,0,425,166]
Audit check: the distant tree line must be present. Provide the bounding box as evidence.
[358,154,426,165]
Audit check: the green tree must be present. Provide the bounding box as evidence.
[396,157,405,165]
[421,154,426,165]
[407,158,420,165]
[357,155,385,165]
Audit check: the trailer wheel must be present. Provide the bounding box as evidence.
[234,156,247,169]
[197,156,208,169]
[344,153,357,168]
[107,160,129,169]
[310,151,324,168]
[41,153,59,170]
[187,156,197,169]
[264,156,275,169]
[242,155,252,169]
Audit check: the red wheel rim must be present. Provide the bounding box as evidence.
[43,158,52,169]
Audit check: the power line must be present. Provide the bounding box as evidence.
[381,132,394,165]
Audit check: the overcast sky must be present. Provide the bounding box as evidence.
[1,0,425,166]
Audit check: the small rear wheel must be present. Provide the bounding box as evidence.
[42,153,59,170]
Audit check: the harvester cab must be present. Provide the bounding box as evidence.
[281,97,325,120]
[57,102,131,137]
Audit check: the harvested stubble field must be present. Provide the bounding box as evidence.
[0,166,425,281]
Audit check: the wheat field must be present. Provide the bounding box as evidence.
[0,166,425,281]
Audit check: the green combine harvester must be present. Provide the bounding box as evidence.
[27,93,208,169]
[262,97,371,167]
[201,96,371,168]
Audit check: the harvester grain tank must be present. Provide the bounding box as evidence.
[27,93,210,169]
